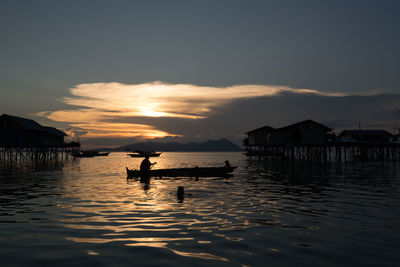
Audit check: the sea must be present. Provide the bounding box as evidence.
[0,152,399,267]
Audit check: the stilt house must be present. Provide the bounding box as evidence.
[0,114,67,147]
[245,119,333,148]
[338,130,393,144]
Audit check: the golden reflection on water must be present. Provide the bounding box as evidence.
[126,242,167,248]
[168,249,228,262]
[67,237,194,244]
[62,223,182,232]
[86,250,99,256]
[58,152,243,262]
[126,242,229,261]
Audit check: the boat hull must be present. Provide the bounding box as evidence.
[70,152,110,157]
[70,153,95,158]
[126,166,236,178]
[128,153,161,158]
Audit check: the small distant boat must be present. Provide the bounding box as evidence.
[127,151,162,158]
[70,152,95,158]
[126,166,236,178]
[96,152,110,156]
[70,151,110,158]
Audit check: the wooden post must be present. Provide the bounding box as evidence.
[177,186,184,201]
[176,186,185,201]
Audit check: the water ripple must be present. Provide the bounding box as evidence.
[1,153,400,266]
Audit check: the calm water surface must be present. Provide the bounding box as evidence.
[0,152,399,266]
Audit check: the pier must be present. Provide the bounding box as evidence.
[245,143,400,162]
[0,142,80,163]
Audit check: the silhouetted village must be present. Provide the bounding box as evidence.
[244,119,399,162]
[1,114,399,162]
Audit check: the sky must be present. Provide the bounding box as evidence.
[1,0,400,148]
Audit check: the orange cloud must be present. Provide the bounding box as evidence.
[69,122,179,139]
[38,81,345,139]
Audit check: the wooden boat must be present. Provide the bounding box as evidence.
[96,152,110,156]
[127,151,162,157]
[70,152,95,158]
[126,166,236,178]
[70,151,110,157]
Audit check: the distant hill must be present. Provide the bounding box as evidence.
[101,138,242,152]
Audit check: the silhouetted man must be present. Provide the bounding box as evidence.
[140,155,156,176]
[224,160,231,168]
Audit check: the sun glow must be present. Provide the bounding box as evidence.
[68,122,181,139]
[38,81,345,140]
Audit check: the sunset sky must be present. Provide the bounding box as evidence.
[1,0,400,147]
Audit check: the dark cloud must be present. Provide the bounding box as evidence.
[80,92,400,147]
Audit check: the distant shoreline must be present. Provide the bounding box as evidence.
[95,138,242,152]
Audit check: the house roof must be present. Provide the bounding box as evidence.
[339,130,393,137]
[246,119,333,134]
[42,126,67,137]
[1,114,44,131]
[277,119,333,132]
[246,125,276,134]
[0,114,67,136]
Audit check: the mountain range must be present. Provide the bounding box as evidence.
[100,138,242,152]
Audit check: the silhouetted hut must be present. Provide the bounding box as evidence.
[270,119,333,145]
[338,130,393,144]
[245,125,276,146]
[0,114,66,147]
[245,119,332,147]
